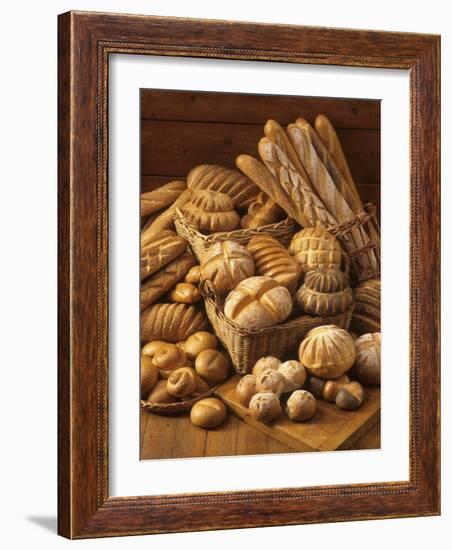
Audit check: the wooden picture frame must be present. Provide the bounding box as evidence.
[58,11,440,538]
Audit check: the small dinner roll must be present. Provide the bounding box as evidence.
[141,340,168,359]
[248,392,281,423]
[169,282,201,304]
[184,331,218,360]
[278,360,307,393]
[255,369,285,397]
[166,367,198,398]
[140,355,158,396]
[184,265,201,285]
[190,398,227,428]
[286,390,317,421]
[252,356,282,377]
[236,374,257,407]
[152,343,190,378]
[195,349,230,384]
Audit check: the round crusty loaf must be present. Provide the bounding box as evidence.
[351,278,381,335]
[295,268,354,315]
[351,332,381,386]
[298,325,356,379]
[187,164,259,209]
[247,235,301,294]
[224,276,293,330]
[181,190,240,233]
[289,227,342,275]
[201,240,255,295]
[141,303,208,343]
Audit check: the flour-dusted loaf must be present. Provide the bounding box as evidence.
[246,235,301,294]
[241,191,285,229]
[140,252,196,310]
[141,303,208,343]
[200,240,255,295]
[140,230,187,280]
[351,277,381,335]
[351,332,381,386]
[187,164,259,209]
[181,190,240,233]
[140,180,186,218]
[295,268,354,315]
[224,276,293,330]
[289,227,342,276]
[298,325,356,379]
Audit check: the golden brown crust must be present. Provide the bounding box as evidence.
[141,180,186,217]
[140,230,187,280]
[181,190,240,233]
[190,397,227,428]
[141,303,208,343]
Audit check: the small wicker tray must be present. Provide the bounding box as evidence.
[174,208,295,261]
[200,280,354,375]
[141,384,218,416]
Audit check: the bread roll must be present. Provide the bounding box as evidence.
[201,240,255,295]
[224,276,292,330]
[295,268,354,315]
[140,356,158,396]
[255,369,284,397]
[289,227,342,276]
[169,282,201,304]
[247,235,301,294]
[248,393,281,423]
[190,398,227,428]
[141,180,186,217]
[351,333,381,386]
[286,390,317,422]
[335,381,364,410]
[181,190,240,232]
[187,164,259,209]
[322,374,350,402]
[184,332,218,360]
[242,192,284,228]
[299,325,356,379]
[278,360,307,393]
[195,349,230,384]
[166,367,198,397]
[141,230,187,280]
[141,340,168,359]
[236,375,257,406]
[184,265,201,285]
[151,343,190,378]
[140,252,196,310]
[351,278,381,335]
[145,380,178,404]
[252,356,281,376]
[141,303,208,343]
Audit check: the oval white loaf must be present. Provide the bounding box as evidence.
[224,276,293,330]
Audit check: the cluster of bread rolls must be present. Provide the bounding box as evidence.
[235,326,381,422]
[141,330,230,429]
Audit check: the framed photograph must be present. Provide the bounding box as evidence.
[58,11,440,538]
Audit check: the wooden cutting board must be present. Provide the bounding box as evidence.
[215,375,380,452]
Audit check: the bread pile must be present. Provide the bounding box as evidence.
[140,113,381,433]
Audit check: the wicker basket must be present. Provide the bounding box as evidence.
[174,208,295,262]
[200,280,353,375]
[141,384,218,416]
[327,203,380,285]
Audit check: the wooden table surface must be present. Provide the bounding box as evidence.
[140,409,380,460]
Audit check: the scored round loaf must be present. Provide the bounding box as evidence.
[190,397,227,429]
[246,235,301,294]
[224,276,293,330]
[200,240,255,295]
[236,374,258,406]
[255,369,285,397]
[141,303,208,343]
[252,356,282,376]
[351,332,381,386]
[187,164,259,209]
[289,227,342,276]
[286,390,317,422]
[195,349,230,384]
[351,278,381,335]
[299,325,356,379]
[181,190,240,232]
[278,360,307,393]
[295,268,354,315]
[248,392,281,423]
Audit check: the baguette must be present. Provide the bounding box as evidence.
[141,303,209,343]
[140,230,187,280]
[187,164,259,209]
[141,180,186,218]
[141,189,193,240]
[140,252,196,310]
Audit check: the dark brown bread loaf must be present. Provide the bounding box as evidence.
[140,252,196,310]
[141,303,209,343]
[187,164,259,209]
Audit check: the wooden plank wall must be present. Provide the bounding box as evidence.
[140,89,380,215]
